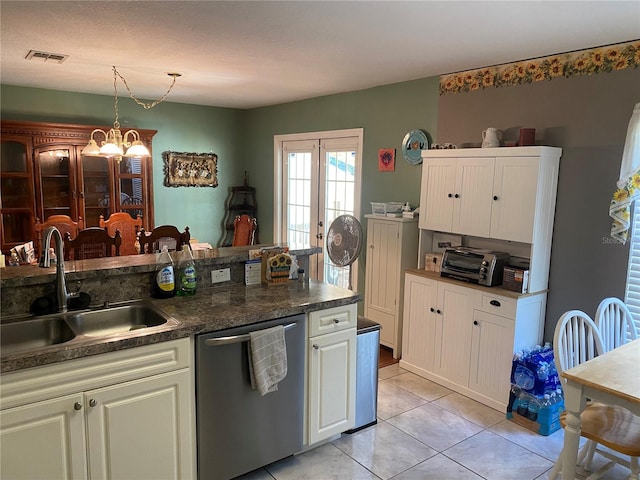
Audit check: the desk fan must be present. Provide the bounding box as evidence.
[326,214,363,290]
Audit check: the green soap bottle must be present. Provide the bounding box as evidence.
[177,245,197,296]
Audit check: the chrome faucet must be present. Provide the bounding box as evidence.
[39,226,78,312]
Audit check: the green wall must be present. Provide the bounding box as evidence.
[244,77,440,242]
[2,78,440,253]
[1,85,245,246]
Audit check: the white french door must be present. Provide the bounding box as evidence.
[274,129,363,289]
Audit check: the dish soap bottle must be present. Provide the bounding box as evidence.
[177,245,197,296]
[153,245,176,298]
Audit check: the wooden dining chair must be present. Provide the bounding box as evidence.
[595,297,639,352]
[63,227,122,260]
[232,214,257,246]
[99,212,143,256]
[138,225,190,253]
[35,215,84,258]
[550,310,640,480]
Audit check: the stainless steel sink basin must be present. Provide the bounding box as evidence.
[1,316,77,355]
[65,304,178,337]
[1,303,180,355]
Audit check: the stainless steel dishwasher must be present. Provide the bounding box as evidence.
[195,314,305,480]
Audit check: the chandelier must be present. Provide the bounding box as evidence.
[82,66,181,162]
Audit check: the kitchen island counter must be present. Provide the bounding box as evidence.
[1,279,359,373]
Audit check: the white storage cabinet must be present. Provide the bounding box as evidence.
[306,303,357,445]
[364,215,418,358]
[401,271,546,411]
[0,338,195,480]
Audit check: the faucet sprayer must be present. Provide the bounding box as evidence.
[39,226,78,312]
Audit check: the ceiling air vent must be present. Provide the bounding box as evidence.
[25,50,69,64]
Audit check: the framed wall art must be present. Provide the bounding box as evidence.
[162,151,218,187]
[378,148,395,172]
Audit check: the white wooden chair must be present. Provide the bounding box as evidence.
[549,310,640,480]
[595,297,639,351]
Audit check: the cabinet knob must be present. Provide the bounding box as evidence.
[333,318,340,324]
[489,300,501,307]
[436,309,442,314]
[74,402,82,411]
[447,193,453,198]
[430,307,435,313]
[89,398,97,408]
[473,320,478,326]
[316,233,323,240]
[454,194,460,199]
[493,195,499,201]
[313,344,319,350]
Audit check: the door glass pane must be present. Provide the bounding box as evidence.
[119,157,143,175]
[82,156,110,227]
[1,142,27,172]
[287,152,311,250]
[2,212,32,243]
[119,178,144,205]
[324,149,357,288]
[1,178,30,207]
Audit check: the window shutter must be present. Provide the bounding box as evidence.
[624,205,640,336]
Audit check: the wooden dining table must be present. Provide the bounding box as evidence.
[560,338,640,479]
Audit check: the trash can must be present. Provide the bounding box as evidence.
[346,316,381,433]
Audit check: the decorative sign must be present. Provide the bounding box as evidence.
[163,151,218,187]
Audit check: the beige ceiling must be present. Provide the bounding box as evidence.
[1,1,639,109]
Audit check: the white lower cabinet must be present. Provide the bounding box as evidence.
[0,338,195,480]
[306,304,356,446]
[401,272,545,411]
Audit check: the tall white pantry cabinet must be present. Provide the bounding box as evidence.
[401,146,561,411]
[364,215,419,359]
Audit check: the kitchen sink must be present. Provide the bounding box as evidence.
[64,304,178,337]
[1,303,180,355]
[1,316,77,355]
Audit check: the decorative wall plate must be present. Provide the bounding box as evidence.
[402,130,429,165]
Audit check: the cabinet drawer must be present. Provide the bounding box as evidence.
[475,293,517,318]
[308,304,357,338]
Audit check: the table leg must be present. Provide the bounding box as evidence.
[561,381,586,480]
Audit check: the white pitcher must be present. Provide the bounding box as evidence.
[482,128,502,148]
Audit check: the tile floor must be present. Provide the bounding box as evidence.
[236,364,631,480]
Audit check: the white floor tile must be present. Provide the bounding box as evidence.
[444,430,554,480]
[392,453,484,480]
[433,392,504,428]
[386,372,453,401]
[387,402,484,451]
[376,379,427,420]
[378,363,405,380]
[265,443,378,480]
[489,418,566,462]
[333,422,437,480]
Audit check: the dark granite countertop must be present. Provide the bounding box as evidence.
[1,279,360,374]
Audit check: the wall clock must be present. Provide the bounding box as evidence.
[401,130,429,165]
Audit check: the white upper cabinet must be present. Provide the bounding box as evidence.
[419,147,561,245]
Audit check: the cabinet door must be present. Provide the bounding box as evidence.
[1,135,35,253]
[365,219,400,348]
[451,158,494,237]
[402,274,440,372]
[419,158,457,231]
[434,282,474,387]
[34,146,80,222]
[490,157,539,243]
[86,369,194,480]
[1,393,87,480]
[469,310,515,404]
[80,152,113,227]
[308,328,356,444]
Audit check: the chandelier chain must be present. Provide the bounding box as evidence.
[113,66,178,110]
[112,66,120,129]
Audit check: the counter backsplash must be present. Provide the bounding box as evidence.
[1,245,320,318]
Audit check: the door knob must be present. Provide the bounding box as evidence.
[316,233,323,239]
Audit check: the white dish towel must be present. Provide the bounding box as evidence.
[248,325,287,395]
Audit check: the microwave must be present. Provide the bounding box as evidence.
[440,247,510,286]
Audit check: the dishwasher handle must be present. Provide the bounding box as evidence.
[204,322,298,347]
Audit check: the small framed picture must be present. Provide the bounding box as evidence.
[378,148,395,172]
